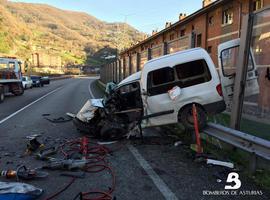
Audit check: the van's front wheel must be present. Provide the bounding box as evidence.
[179,105,207,130]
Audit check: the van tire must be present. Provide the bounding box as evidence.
[179,105,207,131]
[0,87,4,103]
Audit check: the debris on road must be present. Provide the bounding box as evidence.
[174,141,183,147]
[66,112,76,118]
[26,138,44,154]
[26,134,42,140]
[206,158,234,169]
[44,115,73,123]
[97,141,118,145]
[0,181,43,200]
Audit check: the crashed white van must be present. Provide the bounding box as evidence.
[74,47,227,140]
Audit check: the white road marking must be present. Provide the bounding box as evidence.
[0,87,63,124]
[89,80,177,199]
[127,144,178,200]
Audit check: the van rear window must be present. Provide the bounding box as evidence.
[175,59,211,88]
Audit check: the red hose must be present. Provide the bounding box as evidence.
[44,137,116,200]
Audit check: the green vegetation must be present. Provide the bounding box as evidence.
[0,32,11,53]
[60,51,85,65]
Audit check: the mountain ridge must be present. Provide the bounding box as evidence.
[0,0,145,66]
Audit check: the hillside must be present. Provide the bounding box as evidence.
[0,0,145,67]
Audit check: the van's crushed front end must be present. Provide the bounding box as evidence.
[73,99,104,137]
[73,82,136,140]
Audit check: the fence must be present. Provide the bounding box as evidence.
[100,34,192,84]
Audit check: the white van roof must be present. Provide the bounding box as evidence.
[145,48,205,65]
[118,71,141,86]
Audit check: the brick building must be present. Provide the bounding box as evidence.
[100,0,270,110]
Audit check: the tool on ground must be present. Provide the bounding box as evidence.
[44,137,116,200]
[191,104,203,154]
[60,172,85,179]
[36,147,57,160]
[43,159,88,170]
[1,166,48,180]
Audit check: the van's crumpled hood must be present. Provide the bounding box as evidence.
[76,99,103,122]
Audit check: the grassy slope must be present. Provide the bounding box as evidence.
[0,0,145,65]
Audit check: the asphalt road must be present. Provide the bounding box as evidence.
[0,77,269,200]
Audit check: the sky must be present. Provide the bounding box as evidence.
[11,0,203,34]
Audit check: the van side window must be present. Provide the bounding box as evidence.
[151,67,174,85]
[175,59,211,88]
[148,67,175,96]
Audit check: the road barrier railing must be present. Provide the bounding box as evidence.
[204,122,270,171]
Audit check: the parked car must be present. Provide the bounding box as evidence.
[41,76,50,85]
[74,47,227,140]
[30,76,43,87]
[22,76,33,89]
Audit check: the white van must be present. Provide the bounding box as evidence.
[74,48,226,139]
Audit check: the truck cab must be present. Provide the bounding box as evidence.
[0,57,24,103]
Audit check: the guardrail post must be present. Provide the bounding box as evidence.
[249,153,257,174]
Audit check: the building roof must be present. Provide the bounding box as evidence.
[120,0,228,55]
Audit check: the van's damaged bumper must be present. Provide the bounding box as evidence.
[73,98,134,140]
[73,99,103,136]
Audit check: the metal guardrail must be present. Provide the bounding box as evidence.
[204,122,270,161]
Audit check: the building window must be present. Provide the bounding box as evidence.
[253,0,263,11]
[208,16,214,25]
[207,46,212,54]
[180,29,186,37]
[169,33,175,40]
[197,34,202,47]
[222,9,233,25]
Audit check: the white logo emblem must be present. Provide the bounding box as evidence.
[225,172,241,190]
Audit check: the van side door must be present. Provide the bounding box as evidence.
[142,67,176,127]
[218,39,259,109]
